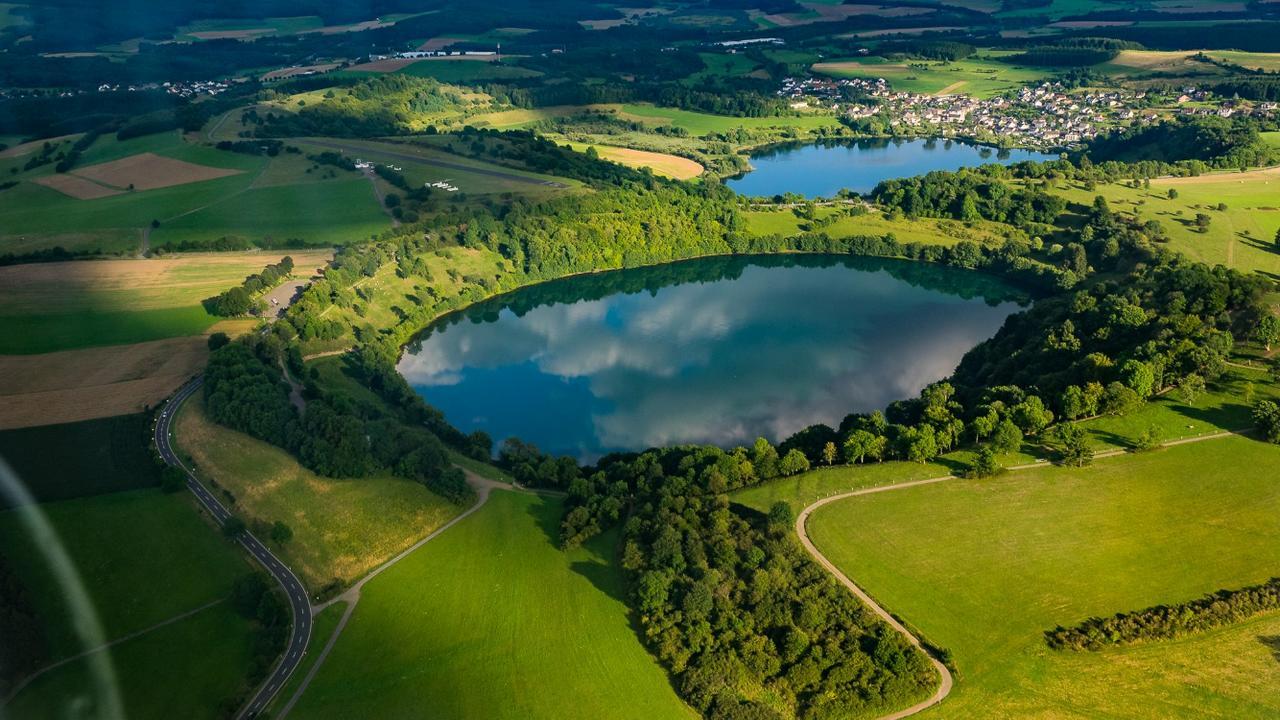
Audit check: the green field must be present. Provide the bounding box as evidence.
[811,54,1052,98]
[0,414,160,503]
[742,206,1014,246]
[0,2,29,30]
[807,436,1280,718]
[0,305,218,355]
[176,393,463,591]
[176,15,324,40]
[0,249,329,354]
[0,130,390,255]
[301,138,578,198]
[994,0,1125,19]
[151,177,389,248]
[290,490,694,719]
[0,489,256,719]
[1038,170,1280,276]
[7,602,255,720]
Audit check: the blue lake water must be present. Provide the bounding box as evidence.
[726,138,1059,198]
[399,255,1027,461]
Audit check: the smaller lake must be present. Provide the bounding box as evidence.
[726,138,1059,199]
[398,255,1028,462]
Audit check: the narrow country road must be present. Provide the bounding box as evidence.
[155,378,313,720]
[793,428,1244,720]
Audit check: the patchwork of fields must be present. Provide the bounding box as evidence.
[0,250,330,354]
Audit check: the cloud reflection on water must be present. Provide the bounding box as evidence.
[398,259,1023,461]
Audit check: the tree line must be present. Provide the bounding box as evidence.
[203,256,294,317]
[203,337,472,504]
[1045,577,1280,651]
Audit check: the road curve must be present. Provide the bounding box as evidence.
[155,378,313,720]
[795,477,955,720]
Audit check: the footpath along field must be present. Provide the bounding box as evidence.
[0,489,257,719]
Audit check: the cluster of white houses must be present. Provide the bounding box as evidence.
[778,73,1280,150]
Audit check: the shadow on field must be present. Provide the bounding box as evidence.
[1092,429,1138,450]
[524,493,563,548]
[1259,636,1280,666]
[570,558,626,603]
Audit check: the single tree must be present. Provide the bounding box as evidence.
[207,332,230,351]
[1133,425,1160,452]
[779,448,810,476]
[1254,314,1280,353]
[991,419,1023,454]
[969,446,1002,478]
[768,501,794,529]
[821,441,837,466]
[1054,423,1092,467]
[1167,188,1178,200]
[1253,399,1280,444]
[270,521,293,546]
[1178,373,1206,406]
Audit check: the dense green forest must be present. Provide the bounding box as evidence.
[203,338,472,503]
[560,446,937,719]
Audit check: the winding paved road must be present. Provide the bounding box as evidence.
[155,378,313,720]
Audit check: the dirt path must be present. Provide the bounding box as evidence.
[935,81,968,95]
[274,468,517,719]
[3,599,224,704]
[360,167,401,228]
[794,428,1243,719]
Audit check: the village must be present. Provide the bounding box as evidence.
[779,75,1278,151]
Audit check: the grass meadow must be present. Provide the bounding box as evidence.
[175,393,462,592]
[0,488,256,719]
[0,250,330,354]
[806,436,1280,718]
[1037,170,1280,276]
[289,490,695,720]
[741,206,1013,246]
